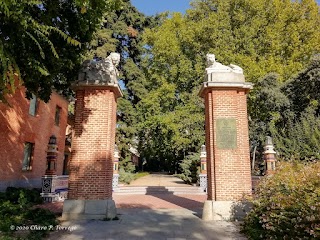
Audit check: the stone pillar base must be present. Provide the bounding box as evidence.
[202,200,252,221]
[62,199,117,220]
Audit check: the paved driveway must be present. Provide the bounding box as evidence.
[46,174,247,239]
[48,208,246,240]
[128,173,192,187]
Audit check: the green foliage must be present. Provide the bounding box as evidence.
[0,188,57,240]
[118,170,150,185]
[271,105,320,161]
[242,161,320,239]
[118,155,136,184]
[145,0,320,85]
[24,208,56,227]
[137,87,204,172]
[0,0,121,101]
[249,73,290,126]
[249,56,320,164]
[135,172,150,179]
[96,0,319,175]
[119,155,136,173]
[84,0,206,173]
[86,0,156,169]
[4,187,43,204]
[280,55,320,160]
[284,54,320,116]
[118,168,135,184]
[176,153,200,184]
[136,0,319,172]
[248,73,291,167]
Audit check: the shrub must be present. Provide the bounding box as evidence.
[0,188,56,240]
[4,187,43,204]
[118,171,149,185]
[118,168,136,184]
[118,155,137,184]
[119,156,136,173]
[176,153,199,184]
[242,161,320,239]
[0,192,6,200]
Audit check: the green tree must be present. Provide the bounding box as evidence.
[84,0,154,102]
[268,56,320,160]
[136,82,204,172]
[271,105,320,160]
[136,12,206,172]
[249,55,320,162]
[177,152,200,184]
[187,0,320,83]
[248,73,291,168]
[136,0,319,172]
[284,54,320,116]
[0,0,121,101]
[85,0,157,169]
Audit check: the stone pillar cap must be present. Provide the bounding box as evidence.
[200,56,253,97]
[264,149,277,154]
[206,71,245,82]
[72,82,123,98]
[199,81,253,97]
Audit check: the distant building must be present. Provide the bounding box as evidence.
[0,86,68,191]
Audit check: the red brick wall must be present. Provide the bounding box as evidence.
[68,87,118,200]
[0,87,68,190]
[204,87,252,201]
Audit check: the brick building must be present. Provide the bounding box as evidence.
[0,87,68,191]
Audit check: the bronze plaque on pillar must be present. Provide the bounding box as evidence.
[216,118,237,149]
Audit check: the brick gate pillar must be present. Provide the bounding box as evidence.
[199,54,253,221]
[62,53,122,220]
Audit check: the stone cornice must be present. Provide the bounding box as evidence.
[72,82,123,98]
[199,81,253,98]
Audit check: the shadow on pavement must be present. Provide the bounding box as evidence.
[48,208,246,240]
[146,186,204,212]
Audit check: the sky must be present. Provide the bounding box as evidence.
[131,0,191,16]
[131,0,320,16]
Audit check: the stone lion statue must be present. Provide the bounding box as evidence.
[78,52,121,84]
[206,53,243,74]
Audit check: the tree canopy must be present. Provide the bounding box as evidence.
[248,55,320,168]
[83,0,157,171]
[273,55,320,161]
[0,0,121,101]
[132,0,319,171]
[144,0,319,84]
